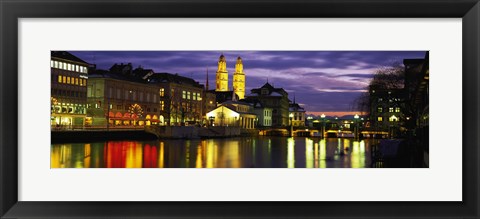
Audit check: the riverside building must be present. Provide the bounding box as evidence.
[50,51,89,130]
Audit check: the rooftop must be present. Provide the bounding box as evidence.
[51,51,89,64]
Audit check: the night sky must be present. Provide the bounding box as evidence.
[70,51,427,116]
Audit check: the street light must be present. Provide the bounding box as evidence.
[320,113,326,139]
[354,114,360,140]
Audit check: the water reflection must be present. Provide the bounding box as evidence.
[51,137,373,168]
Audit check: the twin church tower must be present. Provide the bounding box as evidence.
[214,54,246,100]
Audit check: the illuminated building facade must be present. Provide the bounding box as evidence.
[148,73,204,126]
[243,99,272,127]
[246,82,290,127]
[289,100,306,127]
[50,51,89,129]
[254,103,272,127]
[233,57,246,100]
[86,69,161,127]
[206,100,257,129]
[215,54,229,91]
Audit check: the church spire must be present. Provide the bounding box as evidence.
[216,54,228,91]
[233,56,245,100]
[206,67,209,91]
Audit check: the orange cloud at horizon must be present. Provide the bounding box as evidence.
[308,111,367,117]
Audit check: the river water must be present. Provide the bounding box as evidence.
[51,137,375,168]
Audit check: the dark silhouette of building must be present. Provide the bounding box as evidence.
[368,88,405,137]
[404,51,429,167]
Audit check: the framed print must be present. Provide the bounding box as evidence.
[1,0,479,218]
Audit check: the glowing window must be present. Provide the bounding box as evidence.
[187,92,191,100]
[377,117,383,122]
[75,78,79,85]
[182,91,186,99]
[159,88,164,97]
[58,75,62,83]
[51,61,54,68]
[395,107,401,112]
[389,115,399,122]
[389,107,394,112]
[377,107,382,113]
[75,65,79,72]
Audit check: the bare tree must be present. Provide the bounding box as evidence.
[351,92,370,115]
[369,63,405,90]
[353,63,405,116]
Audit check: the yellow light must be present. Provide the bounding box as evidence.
[195,145,203,168]
[206,140,215,168]
[351,141,361,168]
[287,138,295,168]
[158,142,164,168]
[305,138,314,168]
[319,139,326,168]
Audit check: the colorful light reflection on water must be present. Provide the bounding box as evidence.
[51,137,374,168]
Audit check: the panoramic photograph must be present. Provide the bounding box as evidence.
[50,51,429,168]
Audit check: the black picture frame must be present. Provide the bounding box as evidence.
[1,0,479,218]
